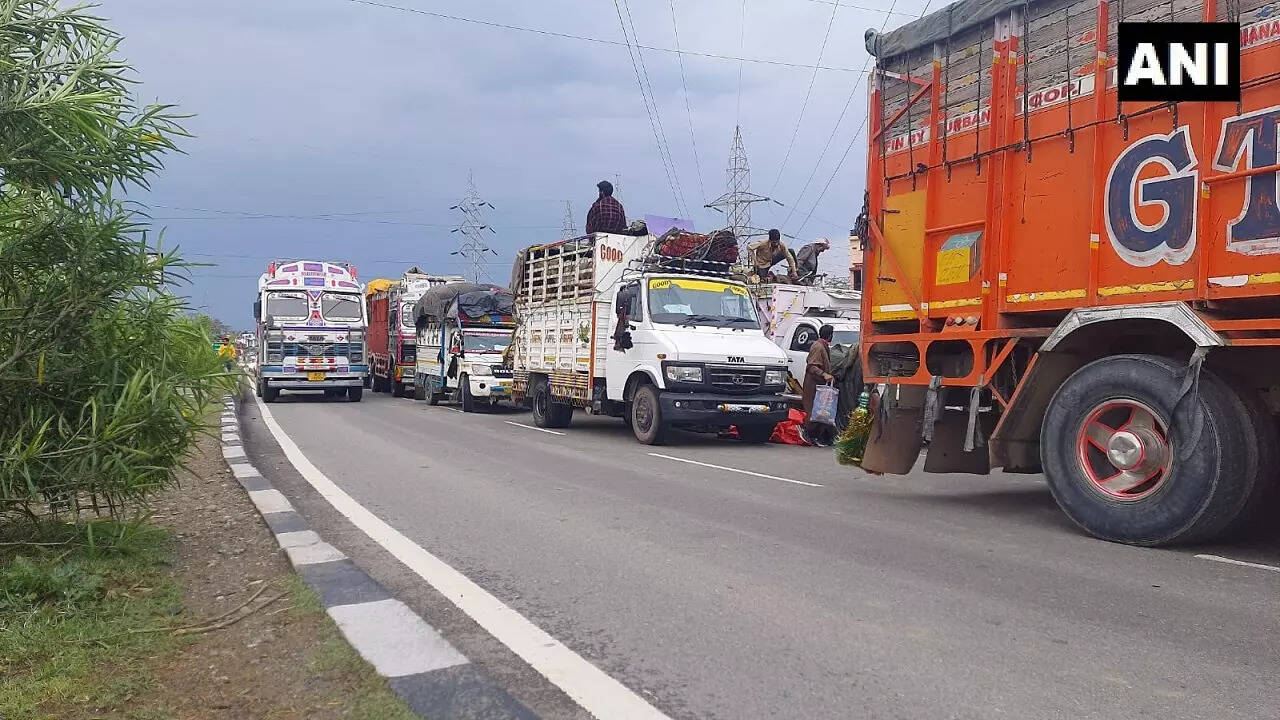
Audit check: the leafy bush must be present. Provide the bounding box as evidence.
[0,1,231,525]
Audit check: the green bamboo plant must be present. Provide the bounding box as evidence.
[0,1,229,528]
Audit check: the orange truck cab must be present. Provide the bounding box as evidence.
[859,0,1280,545]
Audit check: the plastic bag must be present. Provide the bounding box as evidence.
[811,384,839,426]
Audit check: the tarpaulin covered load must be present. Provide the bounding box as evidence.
[864,0,1020,58]
[413,283,513,326]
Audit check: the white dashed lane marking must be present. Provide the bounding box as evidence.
[647,453,824,488]
[1195,554,1280,574]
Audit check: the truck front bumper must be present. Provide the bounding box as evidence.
[261,368,365,390]
[660,392,789,427]
[469,376,514,399]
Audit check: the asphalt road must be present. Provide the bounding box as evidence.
[256,389,1280,720]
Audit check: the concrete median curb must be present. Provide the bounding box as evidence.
[217,394,535,719]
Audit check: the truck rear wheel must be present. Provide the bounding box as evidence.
[348,387,363,402]
[362,374,372,389]
[532,379,572,428]
[263,385,279,403]
[393,379,406,398]
[413,380,427,401]
[630,385,667,445]
[1040,354,1257,546]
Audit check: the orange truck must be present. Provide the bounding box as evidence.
[859,0,1280,545]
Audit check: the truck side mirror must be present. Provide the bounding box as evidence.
[253,300,261,320]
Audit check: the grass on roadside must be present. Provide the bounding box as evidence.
[0,519,181,720]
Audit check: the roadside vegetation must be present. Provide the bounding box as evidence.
[0,3,414,717]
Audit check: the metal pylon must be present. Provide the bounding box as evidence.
[705,125,772,260]
[561,200,577,240]
[449,173,497,282]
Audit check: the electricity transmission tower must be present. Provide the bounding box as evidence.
[561,200,577,240]
[449,173,497,282]
[705,125,773,259]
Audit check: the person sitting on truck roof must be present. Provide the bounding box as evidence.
[794,238,830,286]
[747,229,797,283]
[585,180,627,235]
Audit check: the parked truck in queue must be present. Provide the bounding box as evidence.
[754,283,861,388]
[413,283,517,411]
[509,232,791,445]
[366,269,464,397]
[857,0,1280,545]
[253,260,367,402]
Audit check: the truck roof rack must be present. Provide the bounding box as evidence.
[628,253,735,279]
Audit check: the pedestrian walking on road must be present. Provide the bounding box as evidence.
[800,324,835,446]
[217,335,237,372]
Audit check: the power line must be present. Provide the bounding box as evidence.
[769,0,841,195]
[620,0,688,218]
[345,0,867,73]
[782,0,902,229]
[668,0,705,205]
[793,0,936,235]
[795,0,916,15]
[613,0,684,218]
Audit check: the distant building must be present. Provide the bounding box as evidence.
[848,231,864,290]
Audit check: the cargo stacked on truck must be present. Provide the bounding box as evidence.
[754,283,862,387]
[253,260,367,402]
[412,282,517,411]
[858,0,1280,545]
[366,269,465,397]
[509,232,791,445]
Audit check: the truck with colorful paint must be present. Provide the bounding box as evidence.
[366,269,464,397]
[412,283,517,411]
[508,232,791,445]
[253,260,367,402]
[857,0,1280,545]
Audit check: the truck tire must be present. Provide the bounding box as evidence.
[362,374,371,389]
[348,387,363,402]
[1040,354,1257,546]
[460,375,476,412]
[426,378,441,406]
[737,424,775,444]
[532,379,572,428]
[413,380,427,401]
[393,379,406,398]
[630,384,667,445]
[255,378,263,398]
[1216,372,1280,537]
[263,385,279,403]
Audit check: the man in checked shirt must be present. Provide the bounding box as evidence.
[585,180,628,234]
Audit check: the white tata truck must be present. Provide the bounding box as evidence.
[253,260,367,402]
[754,284,861,387]
[509,232,791,444]
[412,283,517,411]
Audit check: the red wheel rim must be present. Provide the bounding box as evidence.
[1075,399,1172,501]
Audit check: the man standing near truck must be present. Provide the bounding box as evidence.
[585,180,627,234]
[800,324,835,446]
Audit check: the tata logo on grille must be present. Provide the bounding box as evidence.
[732,375,746,385]
[1118,23,1240,102]
[303,344,327,356]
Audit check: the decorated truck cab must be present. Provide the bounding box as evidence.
[253,260,367,402]
[413,283,517,411]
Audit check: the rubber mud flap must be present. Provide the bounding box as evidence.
[861,386,927,474]
[923,411,993,475]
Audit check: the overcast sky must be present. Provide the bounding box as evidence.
[105,0,932,327]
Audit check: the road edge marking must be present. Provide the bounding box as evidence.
[252,393,670,720]
[504,420,566,436]
[647,453,824,488]
[1194,554,1280,574]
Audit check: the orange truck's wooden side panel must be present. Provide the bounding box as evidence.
[866,0,1280,379]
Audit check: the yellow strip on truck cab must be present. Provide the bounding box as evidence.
[648,277,748,296]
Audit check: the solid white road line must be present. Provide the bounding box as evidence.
[252,393,671,720]
[504,421,565,436]
[647,453,824,488]
[328,599,468,677]
[1195,554,1280,574]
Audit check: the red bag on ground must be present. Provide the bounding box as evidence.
[769,409,811,445]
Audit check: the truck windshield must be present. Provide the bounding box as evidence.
[832,330,859,346]
[463,333,510,353]
[265,291,307,320]
[647,278,758,328]
[321,292,362,322]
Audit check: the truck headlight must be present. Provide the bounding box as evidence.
[470,363,493,377]
[665,364,703,383]
[764,369,785,386]
[266,342,282,363]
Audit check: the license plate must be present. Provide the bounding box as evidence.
[720,403,768,413]
[307,372,326,381]
[490,385,510,394]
